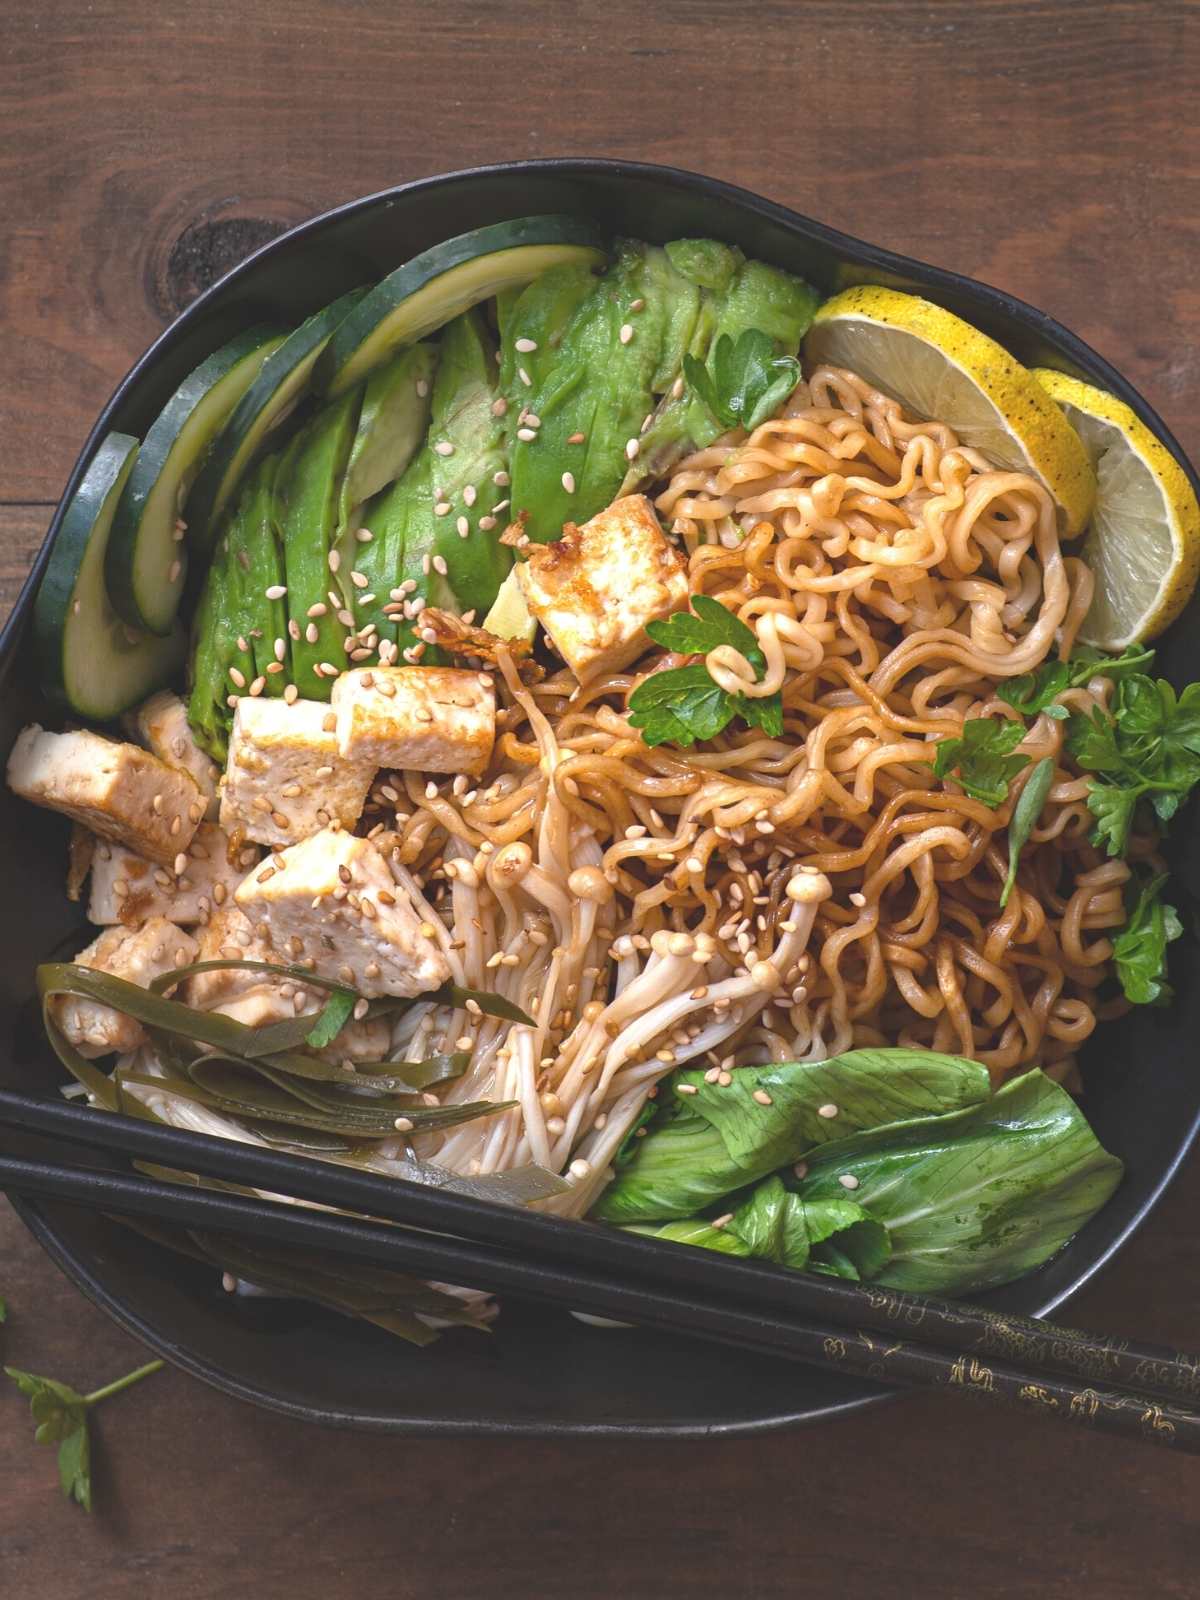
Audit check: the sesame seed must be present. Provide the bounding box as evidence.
[456,515,470,537]
[672,375,685,399]
[435,501,451,517]
[490,398,508,418]
[236,635,249,653]
[752,1089,773,1106]
[518,366,532,387]
[173,851,187,875]
[818,1103,839,1119]
[717,1071,733,1087]
[168,559,182,583]
[463,485,477,507]
[676,1083,698,1096]
[322,712,336,732]
[328,549,340,572]
[685,856,703,873]
[479,515,497,530]
[711,1212,734,1230]
[561,471,576,493]
[393,1117,414,1132]
[273,637,287,662]
[284,684,299,703]
[265,584,287,600]
[569,1158,591,1180]
[432,554,448,575]
[288,619,301,640]
[249,675,265,696]
[566,431,585,445]
[337,609,354,627]
[838,1174,860,1191]
[434,440,454,457]
[849,892,867,908]
[307,603,327,618]
[619,323,633,344]
[514,337,538,352]
[356,527,374,542]
[493,470,510,486]
[421,553,431,575]
[350,570,368,589]
[228,666,246,688]
[305,623,319,644]
[624,438,640,461]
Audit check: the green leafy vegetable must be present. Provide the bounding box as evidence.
[998,644,1155,720]
[629,595,784,748]
[5,1359,162,1512]
[683,329,801,434]
[1000,755,1055,908]
[1066,673,1200,854]
[796,1070,1123,1294]
[626,1218,751,1256]
[931,717,1030,806]
[1112,871,1183,1006]
[592,1048,991,1223]
[304,989,356,1050]
[727,1176,890,1278]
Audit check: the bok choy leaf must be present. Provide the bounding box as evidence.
[592,1049,991,1223]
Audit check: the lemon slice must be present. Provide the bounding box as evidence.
[805,287,1096,536]
[1032,370,1200,648]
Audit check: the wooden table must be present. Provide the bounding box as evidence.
[3,2,1198,1593]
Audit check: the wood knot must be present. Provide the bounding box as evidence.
[144,194,315,322]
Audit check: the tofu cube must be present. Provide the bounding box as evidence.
[87,823,258,927]
[51,918,198,1059]
[515,494,689,681]
[183,904,391,1058]
[7,726,203,867]
[219,697,373,849]
[332,666,495,776]
[235,827,451,998]
[132,691,220,819]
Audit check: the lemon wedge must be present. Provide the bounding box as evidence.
[805,287,1096,536]
[1031,369,1200,648]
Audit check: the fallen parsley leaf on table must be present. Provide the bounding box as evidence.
[931,717,1030,807]
[630,595,784,748]
[5,1357,163,1511]
[683,329,802,435]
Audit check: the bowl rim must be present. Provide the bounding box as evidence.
[8,156,1200,1437]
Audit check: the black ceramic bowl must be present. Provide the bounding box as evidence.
[4,160,1199,1437]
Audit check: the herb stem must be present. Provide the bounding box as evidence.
[84,1359,164,1407]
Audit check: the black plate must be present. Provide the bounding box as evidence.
[4,159,1199,1437]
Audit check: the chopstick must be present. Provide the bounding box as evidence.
[3,1088,1198,1410]
[1,1142,1197,1453]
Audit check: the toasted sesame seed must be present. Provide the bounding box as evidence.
[434,501,451,517]
[433,440,454,457]
[456,515,470,537]
[336,609,354,627]
[307,603,327,619]
[752,1088,773,1106]
[349,570,368,589]
[624,438,640,461]
[322,712,336,732]
[305,622,319,644]
[284,684,299,703]
[287,619,301,640]
[432,554,448,575]
[328,549,340,572]
[236,635,249,654]
[619,323,633,344]
[228,666,246,689]
[818,1102,839,1119]
[249,675,265,696]
[566,431,586,445]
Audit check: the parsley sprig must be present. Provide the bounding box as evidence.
[628,595,784,748]
[997,643,1154,720]
[1112,871,1182,1006]
[5,1355,162,1511]
[932,717,1030,807]
[683,329,802,435]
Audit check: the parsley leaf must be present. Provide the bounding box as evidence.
[932,717,1030,807]
[1112,871,1183,1006]
[304,988,356,1050]
[998,644,1156,721]
[1000,756,1055,908]
[1066,672,1200,855]
[630,596,784,748]
[5,1358,162,1513]
[683,329,802,434]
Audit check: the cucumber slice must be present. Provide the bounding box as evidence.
[106,324,286,636]
[187,288,367,551]
[316,216,607,397]
[35,433,186,720]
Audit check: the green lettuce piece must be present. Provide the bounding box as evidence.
[592,1048,990,1223]
[798,1070,1123,1295]
[731,1176,890,1279]
[626,1217,751,1257]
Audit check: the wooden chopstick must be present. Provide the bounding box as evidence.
[0,1144,1197,1454]
[2,1088,1198,1411]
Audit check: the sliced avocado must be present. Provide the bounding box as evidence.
[624,249,820,491]
[238,456,289,697]
[498,261,599,400]
[506,240,695,542]
[187,486,262,759]
[354,309,513,656]
[482,565,535,644]
[337,342,438,540]
[275,389,362,698]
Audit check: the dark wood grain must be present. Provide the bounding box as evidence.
[3,0,1200,1594]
